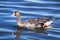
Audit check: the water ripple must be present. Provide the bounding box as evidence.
[0,0,60,40]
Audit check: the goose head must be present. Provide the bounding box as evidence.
[11,11,20,17]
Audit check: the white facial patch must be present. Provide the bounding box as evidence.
[11,13,15,16]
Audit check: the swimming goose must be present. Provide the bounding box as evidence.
[11,11,53,38]
[11,11,53,30]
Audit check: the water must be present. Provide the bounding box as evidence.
[0,0,60,40]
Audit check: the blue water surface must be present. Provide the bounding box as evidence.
[0,0,60,40]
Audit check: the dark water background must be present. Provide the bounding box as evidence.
[0,0,60,40]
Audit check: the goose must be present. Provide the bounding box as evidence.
[11,11,53,30]
[11,11,53,38]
